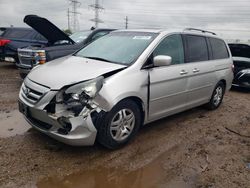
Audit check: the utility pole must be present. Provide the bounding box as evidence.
[89,0,104,28]
[68,0,81,32]
[125,16,128,29]
[67,8,70,31]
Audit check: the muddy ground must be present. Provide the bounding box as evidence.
[0,62,249,188]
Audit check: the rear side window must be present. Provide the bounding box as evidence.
[185,35,209,62]
[210,38,229,59]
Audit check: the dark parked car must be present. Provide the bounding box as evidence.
[17,15,114,78]
[229,43,250,89]
[0,27,47,63]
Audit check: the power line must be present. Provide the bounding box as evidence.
[67,8,70,30]
[89,0,104,28]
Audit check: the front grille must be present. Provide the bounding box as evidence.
[19,57,34,67]
[18,50,34,68]
[21,79,50,104]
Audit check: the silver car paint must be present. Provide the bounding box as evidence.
[19,30,234,146]
[28,55,126,89]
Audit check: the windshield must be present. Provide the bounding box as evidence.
[75,32,158,65]
[70,31,92,43]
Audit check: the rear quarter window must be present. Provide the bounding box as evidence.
[185,35,209,62]
[210,38,229,59]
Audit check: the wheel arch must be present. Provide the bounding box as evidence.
[117,96,146,126]
[220,79,226,88]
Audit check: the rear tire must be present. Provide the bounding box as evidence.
[97,99,141,149]
[206,81,225,110]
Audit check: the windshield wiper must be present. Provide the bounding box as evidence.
[83,56,112,63]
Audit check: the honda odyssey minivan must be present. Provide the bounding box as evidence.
[19,28,234,149]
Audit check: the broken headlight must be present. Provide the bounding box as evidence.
[65,76,104,100]
[61,76,104,115]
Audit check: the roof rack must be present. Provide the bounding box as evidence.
[184,28,216,35]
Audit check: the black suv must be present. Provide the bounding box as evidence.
[0,27,47,63]
[229,43,250,89]
[17,15,114,78]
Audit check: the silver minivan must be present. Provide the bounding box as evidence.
[19,28,234,149]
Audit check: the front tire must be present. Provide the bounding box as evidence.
[97,99,141,149]
[206,81,225,110]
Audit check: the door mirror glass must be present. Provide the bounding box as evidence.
[153,55,172,67]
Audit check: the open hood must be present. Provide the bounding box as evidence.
[24,15,75,44]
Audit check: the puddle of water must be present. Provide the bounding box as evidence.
[37,150,191,188]
[0,110,30,138]
[37,164,165,188]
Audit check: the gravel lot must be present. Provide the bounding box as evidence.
[0,62,249,188]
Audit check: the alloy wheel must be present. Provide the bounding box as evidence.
[110,109,135,141]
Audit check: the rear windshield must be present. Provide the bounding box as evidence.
[229,44,250,59]
[76,31,158,65]
[2,28,47,41]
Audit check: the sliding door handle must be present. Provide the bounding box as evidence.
[193,68,200,73]
[180,70,188,75]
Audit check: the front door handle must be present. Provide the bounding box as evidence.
[193,68,200,73]
[180,70,188,75]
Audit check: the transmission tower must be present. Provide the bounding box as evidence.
[89,0,104,28]
[125,16,128,29]
[68,0,81,32]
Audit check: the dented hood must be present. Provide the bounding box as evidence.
[24,15,75,44]
[27,56,126,90]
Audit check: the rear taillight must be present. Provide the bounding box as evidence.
[231,64,235,72]
[0,39,11,46]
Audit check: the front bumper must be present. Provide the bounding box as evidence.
[18,79,98,146]
[0,54,16,62]
[20,103,97,146]
[232,82,250,89]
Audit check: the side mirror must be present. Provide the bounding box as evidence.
[153,55,172,67]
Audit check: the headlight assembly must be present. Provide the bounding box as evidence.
[34,50,46,65]
[65,76,104,100]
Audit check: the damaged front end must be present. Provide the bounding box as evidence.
[19,77,106,146]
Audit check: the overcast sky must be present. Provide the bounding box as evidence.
[0,0,249,41]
